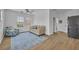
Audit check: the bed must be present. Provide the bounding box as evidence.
[11,32,45,50]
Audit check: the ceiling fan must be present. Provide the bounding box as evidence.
[25,9,31,14]
[25,9,33,14]
[25,9,30,12]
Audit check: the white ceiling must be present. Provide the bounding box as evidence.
[10,9,34,14]
[10,9,26,13]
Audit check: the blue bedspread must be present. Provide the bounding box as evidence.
[11,32,44,50]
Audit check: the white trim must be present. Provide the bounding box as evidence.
[0,9,4,44]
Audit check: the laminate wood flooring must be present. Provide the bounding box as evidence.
[1,32,79,50]
[32,32,79,50]
[0,37,11,50]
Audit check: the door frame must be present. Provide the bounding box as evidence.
[53,17,57,33]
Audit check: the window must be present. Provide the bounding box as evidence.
[17,16,24,27]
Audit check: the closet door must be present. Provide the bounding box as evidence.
[68,24,78,38]
[68,16,79,39]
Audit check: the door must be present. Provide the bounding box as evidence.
[53,17,57,33]
[68,16,79,39]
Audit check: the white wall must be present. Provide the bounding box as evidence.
[0,10,4,44]
[49,9,68,33]
[4,10,26,27]
[4,9,50,35]
[32,9,50,35]
[5,9,79,35]
[4,9,30,32]
[0,10,2,43]
[49,9,79,34]
[49,10,57,34]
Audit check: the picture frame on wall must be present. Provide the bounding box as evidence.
[59,20,62,24]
